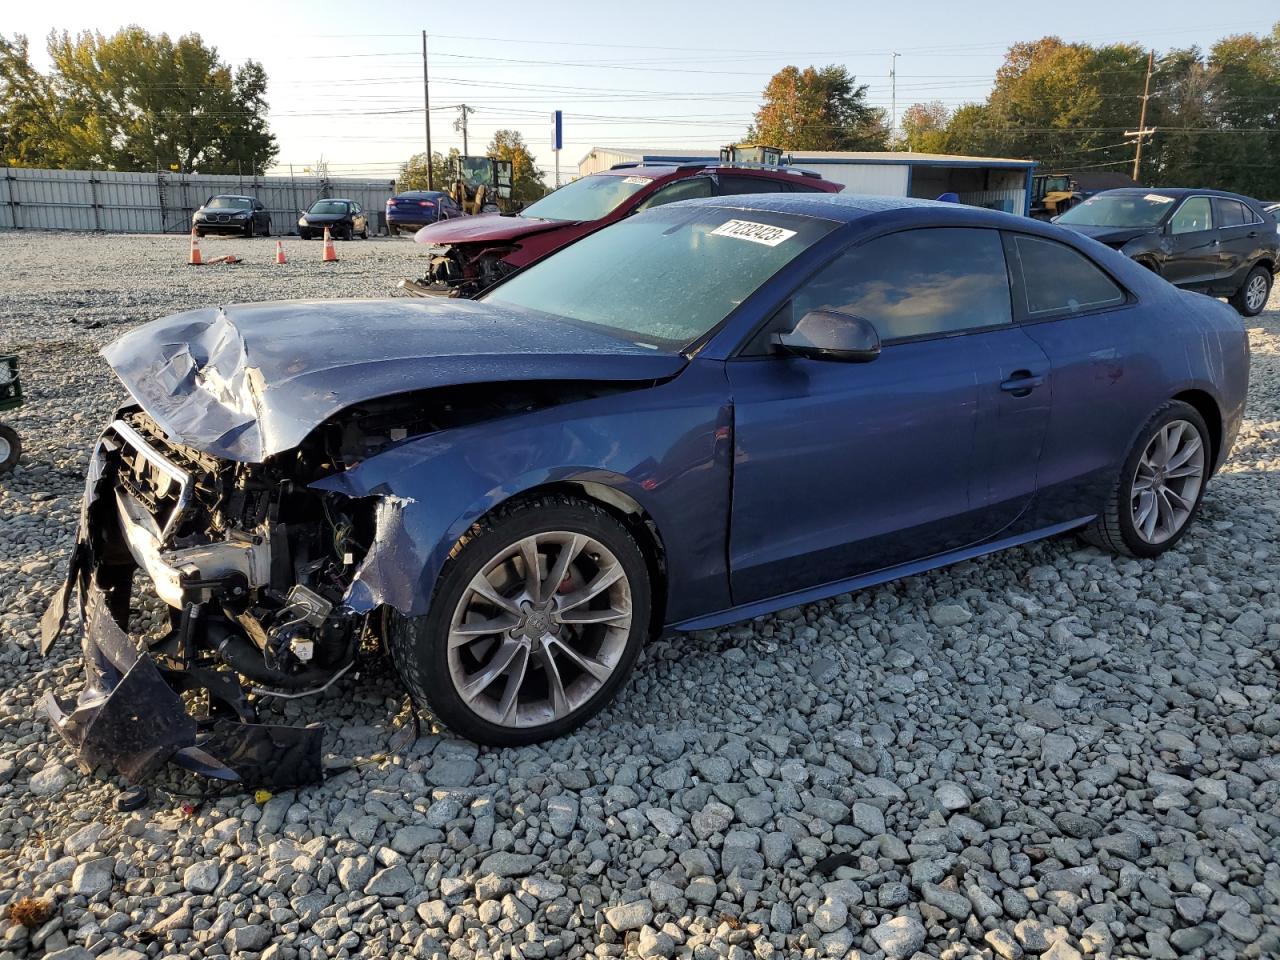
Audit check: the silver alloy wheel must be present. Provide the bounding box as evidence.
[0,434,9,463]
[1130,419,1205,544]
[1245,273,1269,312]
[447,531,633,728]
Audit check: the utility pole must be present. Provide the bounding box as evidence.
[1128,50,1155,182]
[422,31,433,189]
[454,104,476,156]
[890,52,900,143]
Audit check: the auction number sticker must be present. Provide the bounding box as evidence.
[709,219,797,247]
[623,176,653,185]
[1145,193,1174,202]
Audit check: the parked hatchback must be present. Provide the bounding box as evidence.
[298,199,368,240]
[388,190,462,236]
[1054,187,1277,316]
[404,163,843,296]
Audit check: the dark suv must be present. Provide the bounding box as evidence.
[1055,187,1277,316]
[404,163,843,297]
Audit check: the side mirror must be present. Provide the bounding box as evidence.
[773,310,881,363]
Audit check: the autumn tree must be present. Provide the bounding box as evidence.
[898,101,950,152]
[486,129,547,203]
[398,148,459,191]
[748,65,888,151]
[0,27,275,172]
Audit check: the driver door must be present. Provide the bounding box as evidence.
[725,227,1051,603]
[1163,195,1218,287]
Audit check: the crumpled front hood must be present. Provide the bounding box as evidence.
[414,213,574,246]
[102,298,686,463]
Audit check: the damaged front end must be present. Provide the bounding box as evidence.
[40,411,374,788]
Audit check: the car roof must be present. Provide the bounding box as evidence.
[315,197,354,202]
[212,194,254,201]
[674,192,978,225]
[594,164,835,185]
[1097,187,1263,204]
[395,190,446,198]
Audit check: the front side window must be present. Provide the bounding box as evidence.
[1170,196,1213,234]
[791,228,1012,342]
[1007,234,1125,319]
[484,205,839,349]
[635,177,713,212]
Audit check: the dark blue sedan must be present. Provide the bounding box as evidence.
[44,195,1249,781]
[386,189,461,235]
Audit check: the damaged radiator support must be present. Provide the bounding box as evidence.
[38,414,374,788]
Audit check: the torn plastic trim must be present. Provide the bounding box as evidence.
[39,427,324,789]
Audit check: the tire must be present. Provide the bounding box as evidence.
[1229,264,1272,317]
[389,494,651,746]
[1134,257,1160,275]
[263,219,271,237]
[194,229,205,238]
[389,224,399,237]
[360,226,368,240]
[0,424,19,474]
[1082,400,1211,558]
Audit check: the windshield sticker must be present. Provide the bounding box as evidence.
[1145,193,1174,202]
[622,176,653,185]
[709,219,798,247]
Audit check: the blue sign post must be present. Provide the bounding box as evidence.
[552,110,563,187]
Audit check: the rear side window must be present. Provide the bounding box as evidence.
[1170,196,1213,234]
[792,227,1012,342]
[717,175,789,196]
[1212,198,1259,228]
[1006,234,1125,319]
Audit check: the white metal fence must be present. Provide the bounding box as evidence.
[0,168,397,235]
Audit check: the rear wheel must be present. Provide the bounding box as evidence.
[0,424,20,474]
[1082,400,1210,558]
[1230,265,1272,317]
[389,224,399,237]
[389,495,650,745]
[244,220,254,238]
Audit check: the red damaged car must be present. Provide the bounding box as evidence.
[402,162,843,296]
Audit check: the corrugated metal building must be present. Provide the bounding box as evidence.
[577,148,1038,216]
[0,167,396,234]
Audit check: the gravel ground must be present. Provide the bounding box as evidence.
[0,230,1277,960]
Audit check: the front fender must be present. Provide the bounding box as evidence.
[312,361,733,623]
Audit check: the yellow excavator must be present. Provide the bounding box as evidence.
[447,156,514,215]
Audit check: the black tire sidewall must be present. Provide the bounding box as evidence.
[1115,401,1210,557]
[393,499,651,746]
[0,424,20,473]
[1234,266,1271,317]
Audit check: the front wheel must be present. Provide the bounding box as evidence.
[1082,400,1210,558]
[0,424,20,474]
[1230,265,1272,317]
[389,495,651,746]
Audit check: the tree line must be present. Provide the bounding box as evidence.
[750,23,1280,199]
[0,28,275,174]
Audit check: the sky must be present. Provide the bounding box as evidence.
[9,1,1276,184]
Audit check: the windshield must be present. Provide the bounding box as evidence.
[1057,192,1175,228]
[308,200,349,215]
[207,196,252,209]
[484,205,838,349]
[519,174,656,222]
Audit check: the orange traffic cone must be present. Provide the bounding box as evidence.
[275,239,287,265]
[188,228,202,266]
[321,226,337,263]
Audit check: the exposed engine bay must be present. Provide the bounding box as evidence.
[399,244,517,298]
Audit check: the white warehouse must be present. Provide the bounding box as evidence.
[577,148,1038,216]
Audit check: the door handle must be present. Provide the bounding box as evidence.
[1001,371,1045,396]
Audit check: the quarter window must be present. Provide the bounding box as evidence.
[1170,196,1213,234]
[1006,235,1125,318]
[791,227,1013,342]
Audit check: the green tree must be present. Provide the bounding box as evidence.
[0,35,68,167]
[486,129,546,203]
[748,65,888,150]
[1,27,276,172]
[898,101,951,152]
[398,148,459,191]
